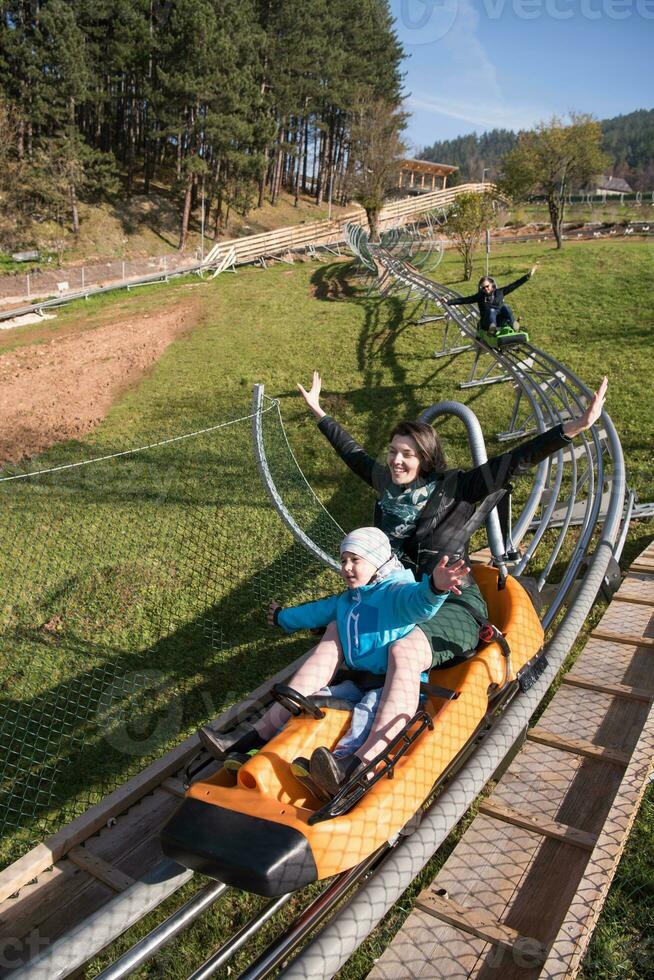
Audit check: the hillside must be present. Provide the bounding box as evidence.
[421,108,654,189]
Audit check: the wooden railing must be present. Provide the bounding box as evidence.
[203,182,494,268]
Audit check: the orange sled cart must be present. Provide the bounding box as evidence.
[160,568,545,896]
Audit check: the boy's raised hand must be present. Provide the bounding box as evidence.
[432,555,470,596]
[267,599,282,625]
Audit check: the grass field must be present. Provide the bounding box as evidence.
[1,237,652,976]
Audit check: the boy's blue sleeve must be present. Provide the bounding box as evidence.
[386,577,448,627]
[277,595,340,634]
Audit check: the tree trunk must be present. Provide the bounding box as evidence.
[302,116,309,193]
[294,117,304,206]
[366,207,379,241]
[270,146,282,205]
[311,127,318,195]
[144,139,151,195]
[258,145,269,208]
[176,132,183,180]
[214,187,224,237]
[548,195,563,249]
[178,172,194,251]
[69,183,80,236]
[316,128,326,205]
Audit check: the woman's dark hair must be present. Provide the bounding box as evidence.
[478,275,496,289]
[389,420,447,476]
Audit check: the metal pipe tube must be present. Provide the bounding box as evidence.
[537,446,579,590]
[613,488,636,562]
[239,847,386,980]
[252,385,340,572]
[95,881,228,980]
[498,348,598,575]
[188,894,291,980]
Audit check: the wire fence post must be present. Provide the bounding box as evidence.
[26,274,30,300]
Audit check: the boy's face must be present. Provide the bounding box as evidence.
[340,550,378,588]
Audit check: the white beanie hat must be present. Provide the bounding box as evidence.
[340,527,392,567]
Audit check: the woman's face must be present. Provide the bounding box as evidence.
[386,434,422,485]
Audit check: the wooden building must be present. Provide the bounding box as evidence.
[398,159,458,193]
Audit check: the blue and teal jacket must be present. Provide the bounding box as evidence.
[276,568,448,675]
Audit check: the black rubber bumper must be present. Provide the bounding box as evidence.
[160,798,318,897]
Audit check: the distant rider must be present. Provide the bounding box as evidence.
[445,264,538,334]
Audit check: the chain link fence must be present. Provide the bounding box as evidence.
[0,399,343,872]
[0,252,201,308]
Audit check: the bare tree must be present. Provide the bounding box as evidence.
[347,99,406,241]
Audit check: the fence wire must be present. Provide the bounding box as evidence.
[0,403,343,871]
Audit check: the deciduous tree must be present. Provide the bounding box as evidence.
[443,191,495,280]
[500,114,608,248]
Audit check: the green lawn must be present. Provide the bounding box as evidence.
[0,238,652,977]
[502,200,654,228]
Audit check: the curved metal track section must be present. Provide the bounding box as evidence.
[86,226,629,980]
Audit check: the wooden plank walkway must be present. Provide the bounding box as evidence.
[369,541,654,980]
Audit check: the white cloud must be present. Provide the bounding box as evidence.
[405,0,547,132]
[406,94,545,131]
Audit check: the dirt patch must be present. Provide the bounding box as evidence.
[0,301,200,465]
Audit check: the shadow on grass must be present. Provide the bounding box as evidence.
[0,517,340,868]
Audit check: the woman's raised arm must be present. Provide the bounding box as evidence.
[457,377,609,504]
[562,376,608,438]
[298,372,380,488]
[297,371,326,420]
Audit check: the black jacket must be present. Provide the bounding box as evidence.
[446,274,530,327]
[317,415,570,577]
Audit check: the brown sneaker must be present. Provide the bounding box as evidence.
[197,722,264,761]
[309,748,364,798]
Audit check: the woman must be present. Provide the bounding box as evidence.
[297,371,608,669]
[201,373,607,797]
[446,264,538,334]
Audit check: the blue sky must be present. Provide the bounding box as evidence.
[389,0,654,154]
